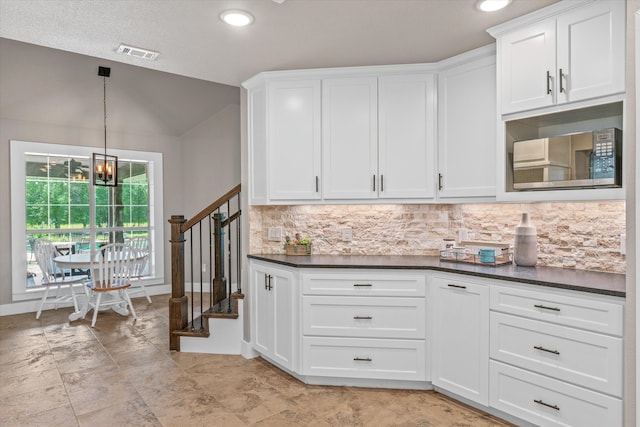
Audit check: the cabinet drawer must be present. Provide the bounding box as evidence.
[490,312,622,397]
[490,285,623,336]
[303,296,425,339]
[490,361,622,427]
[302,272,426,297]
[302,337,426,381]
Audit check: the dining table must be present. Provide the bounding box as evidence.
[53,252,138,321]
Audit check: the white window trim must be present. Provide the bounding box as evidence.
[10,140,165,302]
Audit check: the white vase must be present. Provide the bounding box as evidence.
[514,212,537,267]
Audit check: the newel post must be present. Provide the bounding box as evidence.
[169,215,187,351]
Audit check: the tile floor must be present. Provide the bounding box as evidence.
[0,294,514,426]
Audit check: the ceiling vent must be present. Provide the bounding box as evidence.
[117,44,160,61]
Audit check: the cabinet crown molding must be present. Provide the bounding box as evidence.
[487,0,595,38]
[242,44,496,90]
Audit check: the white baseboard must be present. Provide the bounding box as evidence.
[241,340,259,359]
[0,283,172,316]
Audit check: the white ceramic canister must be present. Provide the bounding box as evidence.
[514,212,537,267]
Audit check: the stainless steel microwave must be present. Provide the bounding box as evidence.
[512,128,622,190]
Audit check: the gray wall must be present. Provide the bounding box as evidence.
[0,38,241,306]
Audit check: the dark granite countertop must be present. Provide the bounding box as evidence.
[247,254,626,298]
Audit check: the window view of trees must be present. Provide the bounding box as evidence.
[25,153,150,287]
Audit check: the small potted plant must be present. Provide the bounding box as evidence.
[284,233,312,255]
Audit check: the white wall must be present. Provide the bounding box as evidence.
[180,103,241,217]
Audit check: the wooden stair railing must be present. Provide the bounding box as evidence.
[169,184,241,351]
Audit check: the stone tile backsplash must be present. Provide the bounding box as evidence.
[250,201,626,273]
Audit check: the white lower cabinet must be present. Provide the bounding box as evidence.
[301,270,427,382]
[429,274,490,406]
[250,260,297,370]
[490,361,622,427]
[490,311,622,396]
[489,283,624,426]
[303,337,426,381]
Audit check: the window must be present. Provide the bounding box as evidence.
[11,141,164,301]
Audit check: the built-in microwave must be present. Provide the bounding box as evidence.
[512,128,622,190]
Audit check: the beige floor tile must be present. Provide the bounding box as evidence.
[76,397,161,427]
[0,383,71,419]
[7,404,78,427]
[0,367,63,399]
[0,343,57,378]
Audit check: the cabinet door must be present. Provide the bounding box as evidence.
[252,264,273,356]
[438,55,496,199]
[248,86,268,205]
[251,262,295,370]
[430,276,489,406]
[500,19,556,114]
[322,77,378,199]
[268,80,321,200]
[556,0,625,104]
[270,267,294,368]
[378,73,436,199]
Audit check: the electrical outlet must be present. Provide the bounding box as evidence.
[268,227,282,241]
[341,228,352,242]
[620,234,626,256]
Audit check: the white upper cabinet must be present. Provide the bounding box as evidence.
[437,48,496,200]
[556,0,625,104]
[493,0,625,115]
[322,77,378,200]
[268,80,322,200]
[500,19,556,114]
[378,74,436,199]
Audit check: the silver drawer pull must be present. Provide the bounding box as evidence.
[534,304,560,312]
[353,316,372,320]
[534,399,560,411]
[534,345,560,355]
[353,283,373,287]
[353,357,372,362]
[447,284,467,289]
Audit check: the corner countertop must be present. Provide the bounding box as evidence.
[247,254,626,298]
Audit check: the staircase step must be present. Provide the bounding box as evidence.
[172,292,244,338]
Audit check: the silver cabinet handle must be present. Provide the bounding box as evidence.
[534,345,560,355]
[438,173,443,191]
[534,399,559,411]
[353,316,373,320]
[315,176,319,193]
[353,283,373,287]
[353,357,372,362]
[546,70,552,94]
[534,304,560,312]
[559,68,565,93]
[373,175,376,191]
[380,175,384,192]
[448,284,467,289]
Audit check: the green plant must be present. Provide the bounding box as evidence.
[284,232,311,248]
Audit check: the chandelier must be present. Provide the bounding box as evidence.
[93,66,118,186]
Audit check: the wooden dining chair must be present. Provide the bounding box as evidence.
[126,237,152,303]
[81,242,137,327]
[33,238,88,319]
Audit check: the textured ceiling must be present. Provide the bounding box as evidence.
[0,0,558,87]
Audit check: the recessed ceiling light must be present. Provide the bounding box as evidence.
[477,0,511,12]
[220,9,254,26]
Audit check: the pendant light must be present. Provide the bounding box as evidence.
[93,66,118,187]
